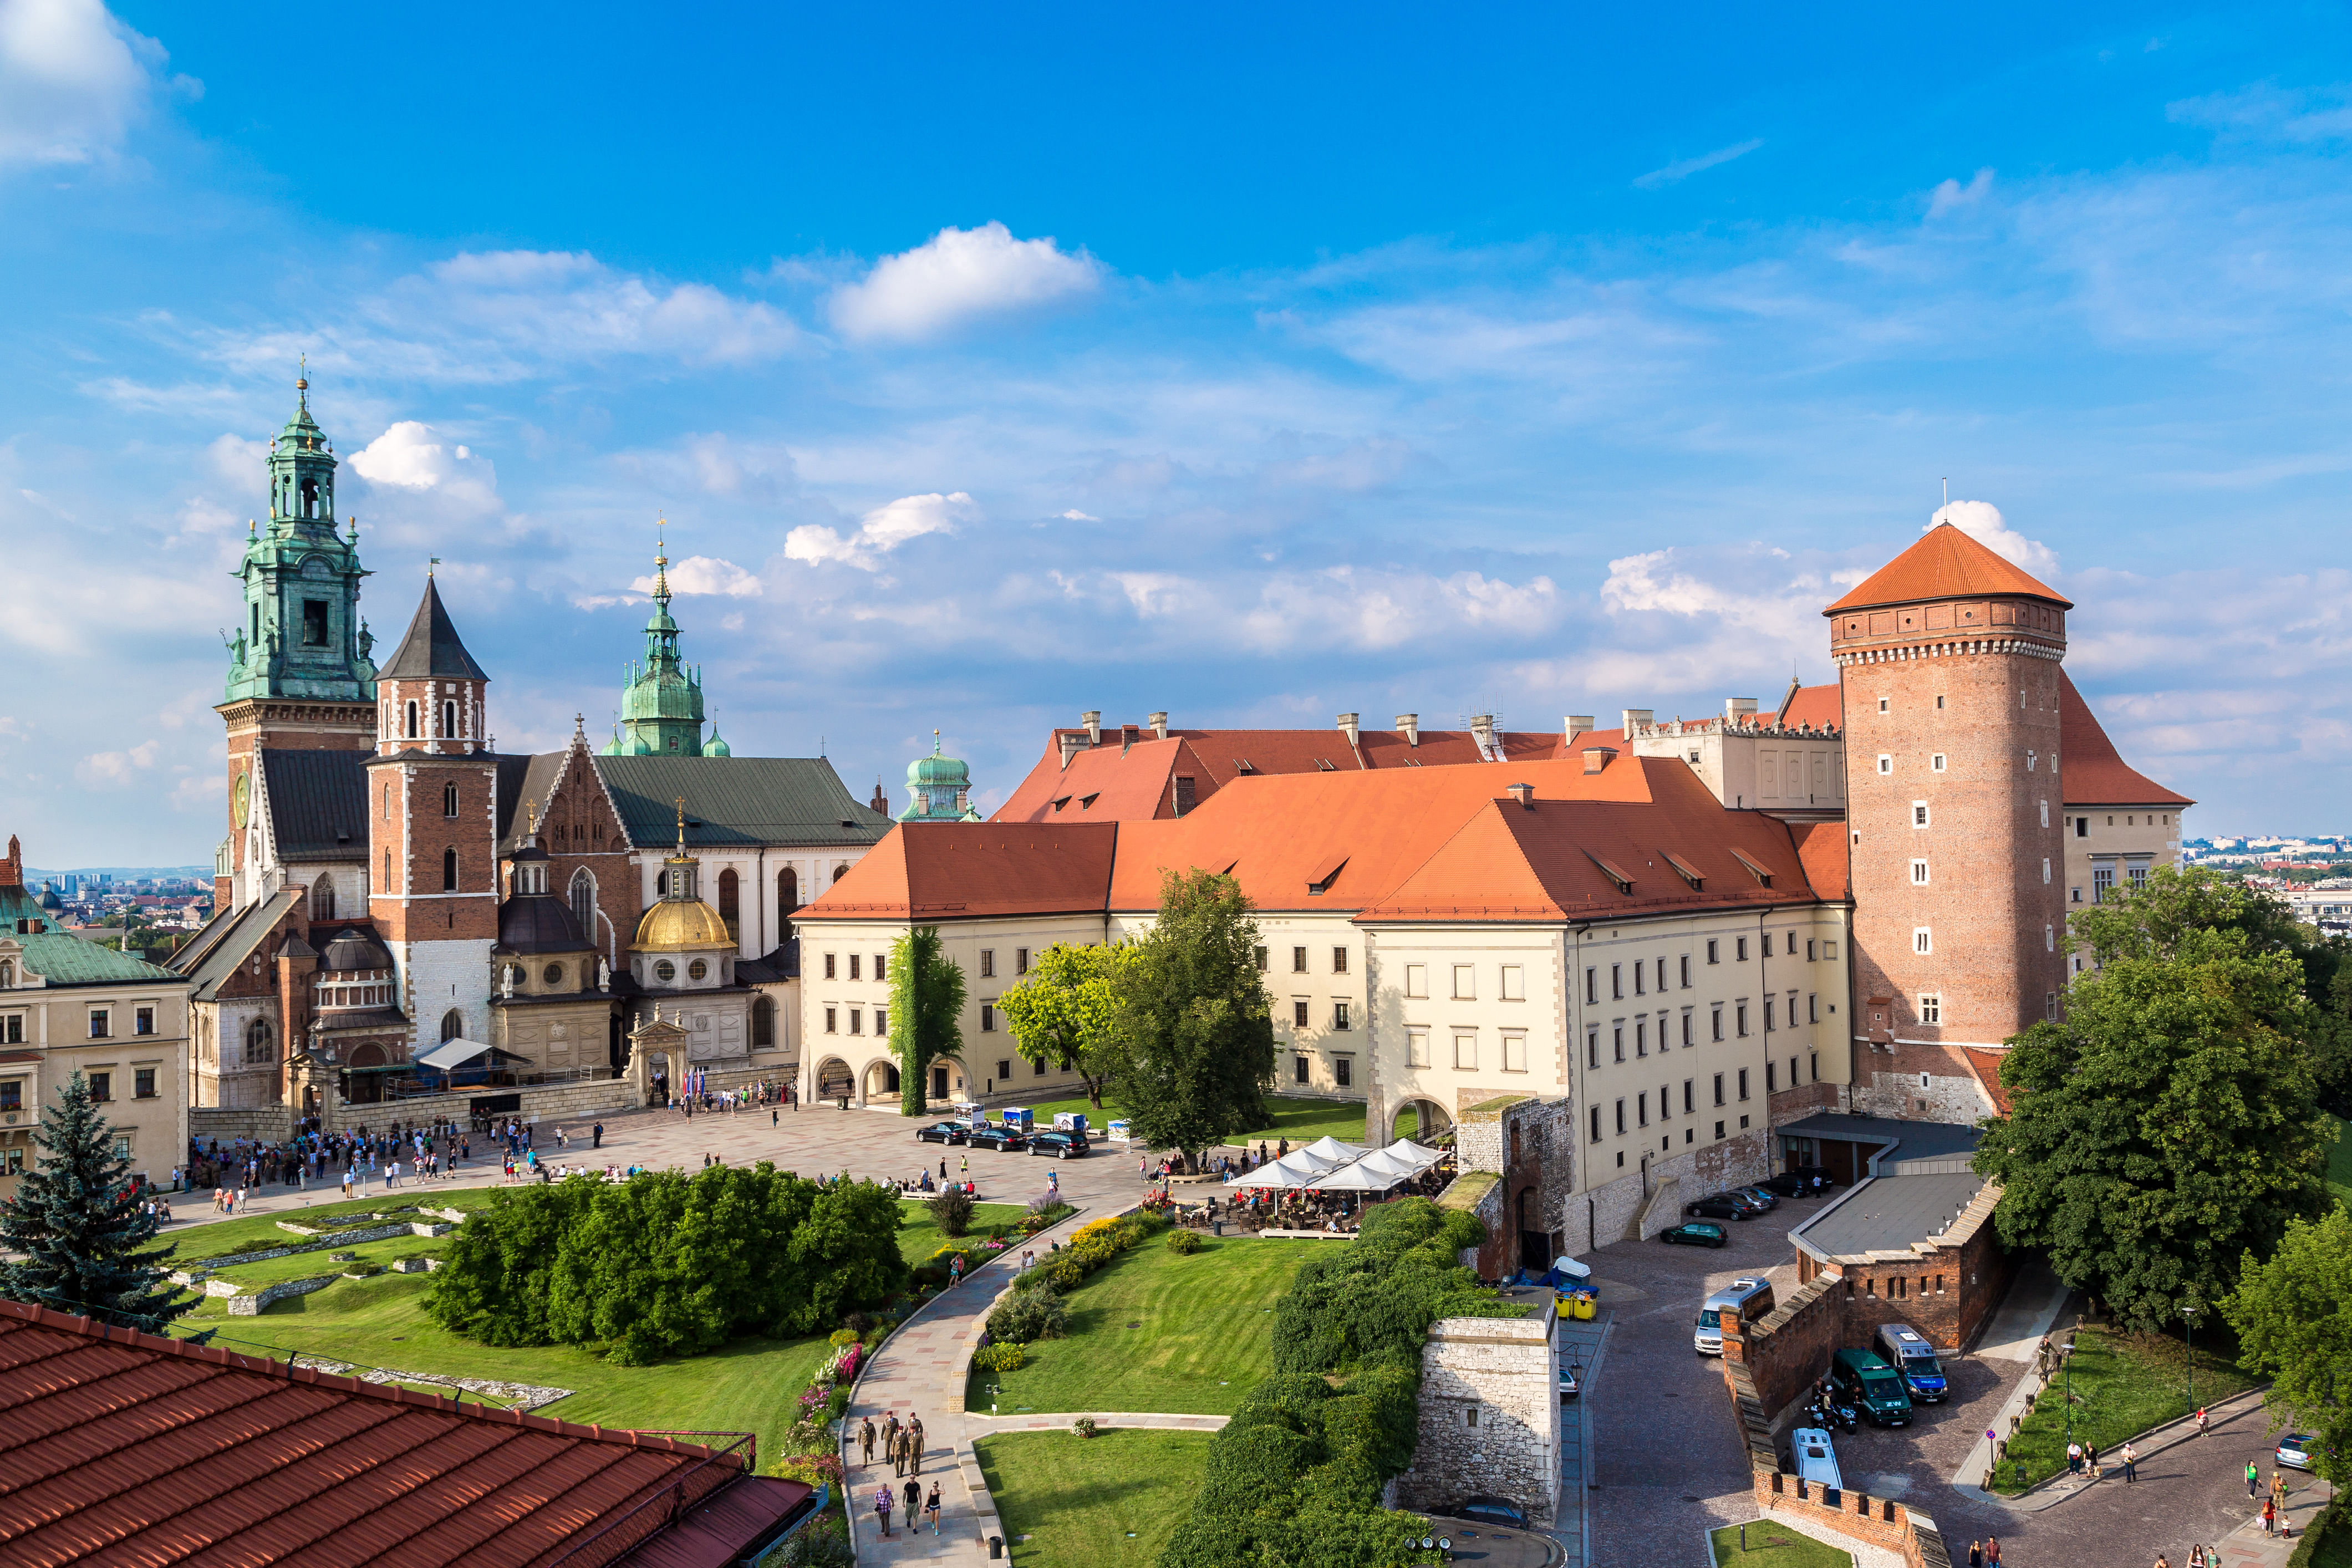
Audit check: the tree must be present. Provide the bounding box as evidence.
[997,941,1129,1108]
[1106,869,1276,1172]
[0,1070,195,1336]
[1978,914,2330,1332]
[889,925,965,1117]
[2226,1206,2352,1485]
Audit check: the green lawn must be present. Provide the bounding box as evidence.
[1710,1523,1855,1566]
[895,1202,1031,1267]
[973,1428,1211,1568]
[1006,1093,1374,1151]
[165,1188,502,1267]
[176,1270,829,1460]
[198,1230,448,1289]
[969,1236,1317,1416]
[1994,1323,2258,1493]
[2325,1116,2352,1213]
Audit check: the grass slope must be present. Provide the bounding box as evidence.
[973,1429,1211,1568]
[893,1202,1031,1267]
[1007,1093,1373,1150]
[970,1237,1316,1416]
[179,1269,828,1459]
[1710,1523,1855,1566]
[166,1188,503,1265]
[1994,1323,2257,1493]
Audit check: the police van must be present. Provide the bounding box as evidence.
[1875,1323,1949,1403]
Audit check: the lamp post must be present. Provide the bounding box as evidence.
[2063,1338,2077,1452]
[2181,1292,2203,1414]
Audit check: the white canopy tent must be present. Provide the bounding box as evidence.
[1222,1147,1351,1190]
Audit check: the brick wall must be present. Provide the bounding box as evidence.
[1818,1187,2015,1353]
[369,754,503,949]
[1722,1277,1845,1423]
[1749,1472,1953,1568]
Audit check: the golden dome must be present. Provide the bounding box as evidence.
[632,897,731,953]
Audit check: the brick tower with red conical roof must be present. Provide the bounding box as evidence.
[1826,522,2071,1119]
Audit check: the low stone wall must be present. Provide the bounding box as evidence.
[1395,1300,1562,1526]
[226,1274,340,1316]
[172,1216,453,1274]
[189,1107,288,1144]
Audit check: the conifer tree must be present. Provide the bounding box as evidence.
[0,1070,194,1336]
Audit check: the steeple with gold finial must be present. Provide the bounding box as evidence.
[604,517,709,756]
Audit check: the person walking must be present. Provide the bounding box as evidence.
[925,1482,942,1535]
[2249,1460,2261,1499]
[1968,1542,1982,1568]
[2067,1440,2083,1475]
[949,1253,964,1289]
[860,1417,875,1467]
[2263,1496,2278,1537]
[2122,1440,2137,1482]
[2086,1442,2101,1480]
[874,1484,893,1539]
[887,1426,904,1478]
[908,1416,925,1477]
[2195,1406,2207,1437]
[1985,1536,2001,1566]
[903,1479,921,1531]
[2189,1545,2206,1568]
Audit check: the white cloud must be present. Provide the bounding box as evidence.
[0,0,175,167]
[1927,499,2058,577]
[831,223,1103,342]
[786,491,978,571]
[1927,167,1995,218]
[1053,565,1561,654]
[75,737,157,785]
[632,554,761,598]
[1633,138,1764,190]
[347,421,503,517]
[1060,509,1098,522]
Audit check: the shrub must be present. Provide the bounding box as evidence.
[1042,1255,1087,1291]
[1167,1230,1204,1255]
[771,1512,854,1567]
[1072,1416,1098,1439]
[1072,1236,1117,1268]
[927,1187,976,1238]
[987,1284,1070,1343]
[827,1384,852,1422]
[973,1341,1026,1372]
[770,1451,843,1489]
[844,1311,874,1335]
[828,1328,861,1347]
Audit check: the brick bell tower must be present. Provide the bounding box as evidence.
[365,572,500,1058]
[1827,522,2071,1120]
[216,373,379,914]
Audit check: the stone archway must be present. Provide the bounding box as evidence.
[1393,1097,1454,1145]
[814,1056,855,1103]
[863,1057,902,1104]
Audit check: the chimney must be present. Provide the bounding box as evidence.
[1724,697,1759,726]
[1148,711,1169,741]
[1506,781,1535,810]
[1082,710,1102,746]
[1621,709,1654,735]
[1121,722,1139,751]
[1058,731,1083,769]
[1564,716,1595,749]
[1582,746,1618,775]
[0,834,19,890]
[1336,712,1360,749]
[1396,713,1419,747]
[1469,714,1497,758]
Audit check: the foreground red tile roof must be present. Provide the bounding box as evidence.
[804,822,1119,921]
[2058,671,2193,808]
[1826,523,2071,614]
[0,1297,804,1568]
[1962,1048,2014,1115]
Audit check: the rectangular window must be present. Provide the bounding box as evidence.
[1333,1000,1351,1031]
[1017,948,1030,975]
[998,1059,1012,1080]
[1638,1091,1648,1127]
[1714,1119,1725,1139]
[1877,753,1892,774]
[1789,1056,1800,1090]
[1614,1098,1625,1136]
[849,1009,863,1035]
[1737,1068,1750,1101]
[1932,753,1946,771]
[1500,964,1523,1001]
[2076,816,2089,838]
[1810,1052,1818,1082]
[1913,927,1933,955]
[89,1072,111,1102]
[1682,1080,1694,1114]
[824,1007,837,1034]
[1713,1072,1724,1106]
[1679,954,1691,989]
[1406,963,1428,999]
[1503,1032,1526,1072]
[1706,938,1719,965]
[1920,993,1941,1025]
[1293,946,1308,973]
[1766,1061,1776,1092]
[1590,1107,1602,1143]
[1808,993,1819,1023]
[1913,802,1930,828]
[1454,1032,1478,1070]
[874,954,887,982]
[1764,997,1776,1032]
[1453,964,1475,1000]
[823,953,836,980]
[1335,1056,1352,1088]
[980,1003,995,1032]
[1612,1025,1625,1063]
[88,1009,109,1039]
[1295,1056,1311,1085]
[980,949,995,979]
[135,1006,154,1036]
[1735,937,1749,962]
[1332,946,1348,974]
[1034,1058,1046,1076]
[2129,865,2149,890]
[1409,1028,1431,1068]
[1585,966,1597,1004]
[1711,1004,1723,1042]
[1635,1020,1647,1057]
[0,1080,17,1110]
[1611,963,1623,999]
[848,954,861,981]
[1586,1029,1599,1069]
[1762,933,1774,958]
[1735,1001,1749,1036]
[1255,945,1269,973]
[1657,958,1668,992]
[1681,1010,1693,1047]
[1911,859,1930,885]
[2094,866,2114,902]
[1293,1000,1310,1029]
[134,1068,156,1099]
[1633,962,1645,996]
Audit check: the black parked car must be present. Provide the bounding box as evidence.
[1028,1129,1091,1158]
[914,1121,969,1146]
[965,1124,1029,1152]
[1685,1193,1758,1220]
[1732,1184,1779,1210]
[1659,1221,1729,1248]
[1762,1166,1837,1197]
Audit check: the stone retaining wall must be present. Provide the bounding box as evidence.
[226,1274,340,1315]
[174,1216,454,1275]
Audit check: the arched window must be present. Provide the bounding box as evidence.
[442,782,459,817]
[570,868,597,936]
[245,1016,272,1065]
[752,995,775,1048]
[833,862,849,885]
[442,848,459,891]
[442,699,458,737]
[717,868,739,935]
[441,1009,465,1042]
[777,868,798,939]
[405,700,419,739]
[311,873,334,922]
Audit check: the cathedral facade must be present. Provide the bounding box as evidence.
[177,383,892,1116]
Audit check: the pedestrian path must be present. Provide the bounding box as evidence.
[1976,1387,2271,1513]
[1554,1306,1611,1568]
[2216,1474,2334,1568]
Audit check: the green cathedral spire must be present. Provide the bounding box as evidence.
[222,370,376,703]
[604,521,707,756]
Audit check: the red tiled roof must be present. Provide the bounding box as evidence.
[803,822,1121,922]
[1826,524,2071,614]
[2059,671,2193,809]
[0,1297,794,1568]
[991,724,1622,825]
[1963,1048,2014,1115]
[1788,821,1851,903]
[1777,684,1842,731]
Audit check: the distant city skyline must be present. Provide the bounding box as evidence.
[8,4,2352,861]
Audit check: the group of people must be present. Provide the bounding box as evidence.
[659,1076,794,1119]
[186,1119,481,1207]
[856,1411,940,1538]
[2064,1438,2137,1482]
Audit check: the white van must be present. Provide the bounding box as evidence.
[1692,1276,1775,1356]
[1791,1427,1842,1491]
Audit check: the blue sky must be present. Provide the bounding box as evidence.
[5,1,2351,863]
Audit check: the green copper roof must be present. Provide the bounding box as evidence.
[899,733,981,823]
[0,884,181,988]
[613,529,706,756]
